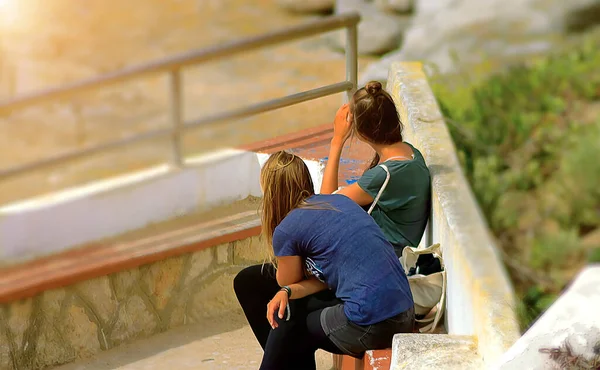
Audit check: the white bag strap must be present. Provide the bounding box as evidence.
[418,269,447,333]
[367,164,390,215]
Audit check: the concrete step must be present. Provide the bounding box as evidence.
[391,334,482,370]
[53,314,333,370]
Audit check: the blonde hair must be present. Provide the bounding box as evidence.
[260,151,314,243]
[261,151,329,268]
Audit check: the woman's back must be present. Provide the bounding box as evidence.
[357,143,431,247]
[273,194,414,326]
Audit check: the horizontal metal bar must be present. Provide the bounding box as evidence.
[185,81,353,128]
[0,128,173,180]
[0,13,360,114]
[0,81,353,179]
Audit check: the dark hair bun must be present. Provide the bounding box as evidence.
[365,81,382,96]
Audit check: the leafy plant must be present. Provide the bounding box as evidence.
[431,31,600,330]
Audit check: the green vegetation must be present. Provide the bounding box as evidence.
[431,32,600,330]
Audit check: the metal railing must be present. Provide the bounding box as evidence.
[0,13,359,180]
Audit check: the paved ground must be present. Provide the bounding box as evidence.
[54,313,333,370]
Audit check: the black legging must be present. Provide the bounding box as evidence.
[234,264,343,369]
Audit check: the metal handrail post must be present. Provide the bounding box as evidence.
[345,23,358,102]
[169,70,183,167]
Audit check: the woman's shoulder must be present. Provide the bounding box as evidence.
[279,194,360,232]
[285,194,343,216]
[404,142,426,162]
[357,165,388,192]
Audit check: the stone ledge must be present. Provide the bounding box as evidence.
[391,334,482,370]
[0,210,261,304]
[496,265,600,370]
[387,62,521,365]
[0,226,270,370]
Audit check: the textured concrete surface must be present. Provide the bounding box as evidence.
[391,334,482,370]
[53,316,334,370]
[496,265,600,370]
[387,62,520,366]
[0,150,263,263]
[0,234,270,370]
[0,149,320,265]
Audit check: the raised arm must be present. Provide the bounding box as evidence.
[320,139,344,194]
[320,104,352,194]
[336,183,374,206]
[320,104,377,206]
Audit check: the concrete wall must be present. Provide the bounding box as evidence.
[495,265,600,370]
[0,234,270,370]
[0,150,323,264]
[387,62,520,365]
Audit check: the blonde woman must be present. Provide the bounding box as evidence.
[236,151,414,370]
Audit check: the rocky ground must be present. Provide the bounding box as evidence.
[278,0,600,82]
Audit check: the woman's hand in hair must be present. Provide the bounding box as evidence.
[266,290,289,329]
[333,104,352,145]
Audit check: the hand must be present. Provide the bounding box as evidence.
[266,290,289,329]
[333,104,352,145]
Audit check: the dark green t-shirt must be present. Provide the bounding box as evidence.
[357,143,431,247]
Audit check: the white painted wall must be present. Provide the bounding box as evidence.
[0,149,323,263]
[256,153,324,194]
[495,265,600,370]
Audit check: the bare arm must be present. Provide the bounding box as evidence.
[320,139,345,194]
[266,277,330,328]
[286,277,328,299]
[321,104,352,194]
[268,262,330,328]
[275,256,305,286]
[275,257,329,297]
[335,183,375,206]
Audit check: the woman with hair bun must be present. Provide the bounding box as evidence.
[321,81,431,257]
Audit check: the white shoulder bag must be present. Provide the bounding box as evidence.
[367,164,446,333]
